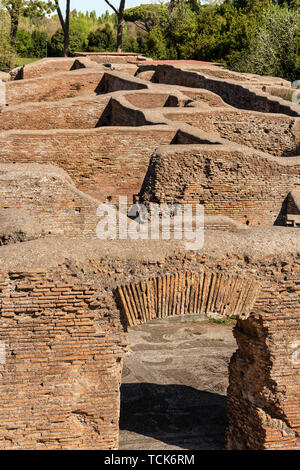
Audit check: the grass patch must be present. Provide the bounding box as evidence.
[208,316,236,325]
[14,57,40,67]
[270,90,294,102]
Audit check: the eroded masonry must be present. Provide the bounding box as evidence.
[0,54,299,449]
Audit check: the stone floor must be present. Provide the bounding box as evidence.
[119,318,237,450]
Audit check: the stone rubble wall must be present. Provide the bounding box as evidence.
[152,64,300,117]
[0,127,177,202]
[0,164,100,238]
[164,108,300,157]
[139,145,300,227]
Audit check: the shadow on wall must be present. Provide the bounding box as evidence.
[119,382,227,450]
[274,195,288,226]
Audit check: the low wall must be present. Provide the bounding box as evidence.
[0,95,111,130]
[139,144,300,227]
[153,65,300,117]
[0,127,177,202]
[0,164,99,237]
[6,69,105,105]
[98,72,148,94]
[11,58,82,80]
[75,52,144,64]
[164,109,300,157]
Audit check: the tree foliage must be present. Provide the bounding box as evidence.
[86,23,115,52]
[0,5,13,69]
[124,4,168,32]
[2,0,299,80]
[49,27,84,56]
[124,0,299,80]
[229,4,300,81]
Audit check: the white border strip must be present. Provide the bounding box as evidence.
[0,79,6,106]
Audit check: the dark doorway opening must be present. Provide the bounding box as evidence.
[119,319,236,450]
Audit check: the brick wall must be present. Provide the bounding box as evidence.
[14,58,80,80]
[0,270,126,449]
[227,285,300,449]
[0,165,99,237]
[164,109,300,157]
[139,145,300,227]
[0,249,299,449]
[0,95,111,130]
[154,65,300,117]
[6,69,105,105]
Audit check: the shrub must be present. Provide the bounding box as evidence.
[16,30,34,57]
[31,30,48,57]
[228,5,300,81]
[49,28,85,56]
[86,24,115,52]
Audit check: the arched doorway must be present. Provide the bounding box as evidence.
[115,270,260,449]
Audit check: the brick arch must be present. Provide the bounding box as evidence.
[116,271,260,327]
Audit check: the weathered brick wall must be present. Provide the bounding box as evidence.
[0,270,126,449]
[0,95,111,130]
[177,88,228,107]
[139,145,300,226]
[6,69,105,105]
[164,109,300,157]
[13,58,81,80]
[0,127,177,202]
[125,92,173,108]
[109,99,154,126]
[0,165,99,237]
[227,286,300,449]
[0,247,299,449]
[153,65,300,117]
[99,72,148,94]
[75,52,142,64]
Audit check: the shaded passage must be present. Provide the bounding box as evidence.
[119,320,237,450]
[120,383,227,450]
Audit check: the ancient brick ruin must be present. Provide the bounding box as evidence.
[0,56,299,450]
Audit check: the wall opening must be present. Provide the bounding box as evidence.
[119,316,237,450]
[115,270,260,450]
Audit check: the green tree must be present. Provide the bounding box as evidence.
[16,29,33,56]
[166,1,198,59]
[31,29,47,56]
[140,26,168,59]
[104,0,126,52]
[122,34,138,52]
[0,6,13,70]
[54,0,70,56]
[86,23,115,52]
[49,27,84,56]
[124,4,168,33]
[3,0,54,67]
[230,4,300,80]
